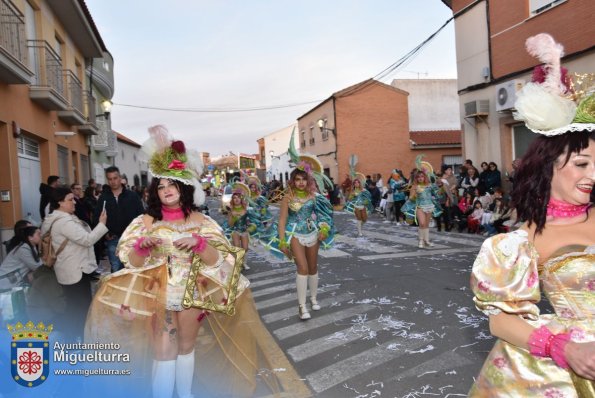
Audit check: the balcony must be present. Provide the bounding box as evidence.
[28,40,67,110]
[91,118,109,150]
[57,70,85,125]
[78,90,99,135]
[0,0,33,83]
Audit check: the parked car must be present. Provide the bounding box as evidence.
[219,184,233,214]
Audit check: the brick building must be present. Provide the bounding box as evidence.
[297,79,462,183]
[0,0,112,253]
[441,0,595,179]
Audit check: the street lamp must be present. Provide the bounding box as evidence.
[317,119,335,135]
[97,99,113,120]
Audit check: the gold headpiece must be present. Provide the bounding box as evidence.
[7,321,53,341]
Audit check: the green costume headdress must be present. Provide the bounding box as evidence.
[288,128,333,194]
[142,125,205,205]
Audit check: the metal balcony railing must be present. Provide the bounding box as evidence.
[0,0,27,66]
[83,90,97,124]
[63,69,83,113]
[27,40,64,97]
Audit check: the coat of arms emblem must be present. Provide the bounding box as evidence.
[7,321,52,387]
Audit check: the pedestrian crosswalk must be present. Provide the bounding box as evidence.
[244,211,488,397]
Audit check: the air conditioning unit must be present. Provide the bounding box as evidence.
[495,79,525,112]
[464,100,489,117]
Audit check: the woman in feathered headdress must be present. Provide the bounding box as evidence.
[246,175,273,226]
[400,156,442,248]
[343,154,373,236]
[262,131,335,320]
[469,34,595,396]
[85,126,285,398]
[221,181,261,270]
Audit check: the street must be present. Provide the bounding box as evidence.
[208,197,494,398]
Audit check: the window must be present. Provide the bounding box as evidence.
[57,145,69,185]
[309,126,315,145]
[300,131,306,148]
[17,136,40,159]
[530,0,565,15]
[512,124,537,160]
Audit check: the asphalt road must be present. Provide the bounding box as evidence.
[207,196,495,398]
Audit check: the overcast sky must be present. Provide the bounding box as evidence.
[86,0,457,157]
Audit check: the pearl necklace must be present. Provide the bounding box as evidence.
[546,197,590,218]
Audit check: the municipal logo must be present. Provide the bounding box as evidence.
[7,321,52,387]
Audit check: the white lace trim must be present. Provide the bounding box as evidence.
[152,220,204,231]
[528,123,595,136]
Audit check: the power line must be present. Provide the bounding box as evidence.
[113,17,453,114]
[113,99,323,113]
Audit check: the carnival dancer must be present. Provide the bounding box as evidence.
[388,169,408,224]
[222,181,260,270]
[85,126,286,398]
[246,175,273,226]
[262,133,335,320]
[469,33,595,395]
[401,156,442,248]
[343,154,373,237]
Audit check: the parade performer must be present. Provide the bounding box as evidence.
[388,168,408,224]
[401,156,442,248]
[343,154,373,236]
[222,181,260,270]
[85,126,286,398]
[469,33,595,396]
[263,132,335,320]
[247,175,273,226]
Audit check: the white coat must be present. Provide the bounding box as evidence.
[41,210,108,285]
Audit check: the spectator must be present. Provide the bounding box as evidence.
[365,175,373,189]
[87,178,97,190]
[461,167,479,194]
[39,175,59,220]
[482,198,507,236]
[96,166,144,272]
[484,162,502,193]
[466,201,484,233]
[71,183,90,225]
[441,165,457,189]
[367,181,381,211]
[0,225,43,290]
[375,173,384,191]
[478,162,490,193]
[5,219,32,254]
[41,187,108,341]
[433,179,452,231]
[340,174,352,201]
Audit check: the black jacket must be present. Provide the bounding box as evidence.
[96,187,144,237]
[39,183,53,220]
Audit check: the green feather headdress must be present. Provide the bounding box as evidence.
[287,128,333,194]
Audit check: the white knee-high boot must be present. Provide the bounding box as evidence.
[296,274,310,320]
[175,351,195,398]
[357,220,363,236]
[418,228,424,248]
[423,228,434,247]
[152,359,176,398]
[308,273,320,310]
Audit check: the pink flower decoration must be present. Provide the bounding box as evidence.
[168,159,186,170]
[297,160,312,174]
[477,281,490,293]
[493,357,507,369]
[587,279,595,291]
[171,140,186,153]
[526,271,538,288]
[544,388,564,398]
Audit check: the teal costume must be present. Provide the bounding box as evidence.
[249,194,273,225]
[222,207,261,239]
[401,184,443,222]
[344,188,373,214]
[263,192,334,258]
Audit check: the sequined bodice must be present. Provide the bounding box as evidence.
[541,246,595,320]
[287,197,317,234]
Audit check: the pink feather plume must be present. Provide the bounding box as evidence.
[525,33,565,95]
[148,125,171,150]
